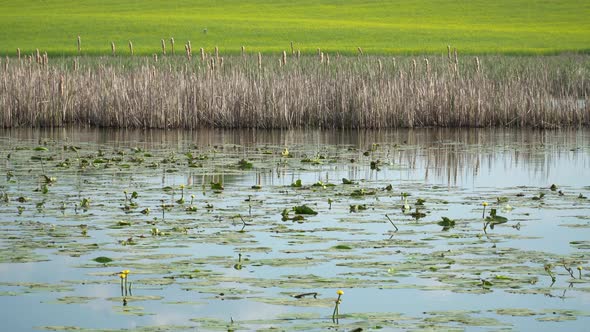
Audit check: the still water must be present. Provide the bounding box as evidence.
[0,128,589,331]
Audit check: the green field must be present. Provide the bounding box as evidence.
[0,0,589,55]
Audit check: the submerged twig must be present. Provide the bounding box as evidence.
[385,214,398,232]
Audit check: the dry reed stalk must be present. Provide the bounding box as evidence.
[187,41,192,55]
[35,49,40,64]
[220,57,224,67]
[258,52,262,70]
[77,35,81,54]
[357,47,363,56]
[297,50,300,59]
[392,57,396,69]
[161,39,166,55]
[129,41,134,56]
[170,37,175,55]
[447,45,451,61]
[378,59,382,72]
[475,57,480,73]
[412,59,417,75]
[200,48,205,62]
[317,48,321,58]
[320,52,324,64]
[73,58,78,71]
[241,46,245,57]
[290,41,294,55]
[111,42,116,56]
[424,58,430,74]
[209,57,215,72]
[58,75,64,96]
[153,54,158,62]
[185,45,191,60]
[215,46,219,62]
[454,48,458,64]
[282,51,287,66]
[43,52,48,66]
[326,53,330,66]
[17,48,21,60]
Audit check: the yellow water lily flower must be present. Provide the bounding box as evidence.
[337,289,344,295]
[119,273,125,279]
[482,202,488,207]
[281,148,289,157]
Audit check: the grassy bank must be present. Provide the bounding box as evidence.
[0,54,588,128]
[0,0,589,55]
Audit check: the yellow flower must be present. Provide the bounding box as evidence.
[578,266,583,271]
[123,269,130,275]
[337,289,344,295]
[482,202,488,207]
[180,184,185,189]
[119,273,125,279]
[281,148,289,157]
[191,194,195,198]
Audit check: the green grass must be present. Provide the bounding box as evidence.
[0,0,589,55]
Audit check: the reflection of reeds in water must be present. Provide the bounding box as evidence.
[0,54,588,129]
[1,127,587,186]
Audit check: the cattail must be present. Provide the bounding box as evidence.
[378,59,383,72]
[153,54,158,62]
[454,48,458,64]
[215,46,219,62]
[241,45,245,57]
[161,39,166,55]
[58,75,64,96]
[170,37,175,55]
[43,52,48,66]
[320,52,324,64]
[447,45,451,61]
[290,41,294,55]
[187,41,192,55]
[209,57,215,72]
[475,57,480,73]
[128,40,134,56]
[185,44,191,60]
[111,42,116,56]
[357,47,363,56]
[282,50,287,66]
[200,48,205,62]
[257,52,262,70]
[17,48,21,60]
[77,35,81,54]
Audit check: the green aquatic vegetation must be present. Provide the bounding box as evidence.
[342,178,355,185]
[210,182,224,190]
[484,209,508,232]
[438,217,456,231]
[349,204,368,212]
[79,198,90,209]
[176,185,186,204]
[93,256,113,264]
[291,179,302,188]
[370,160,381,171]
[237,159,253,170]
[544,264,557,283]
[351,188,376,197]
[532,193,545,201]
[292,205,318,215]
[410,208,426,220]
[416,198,426,206]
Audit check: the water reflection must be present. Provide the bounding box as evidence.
[2,128,588,187]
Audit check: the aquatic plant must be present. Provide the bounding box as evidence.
[482,201,488,218]
[332,289,344,323]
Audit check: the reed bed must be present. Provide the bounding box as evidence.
[0,53,588,129]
